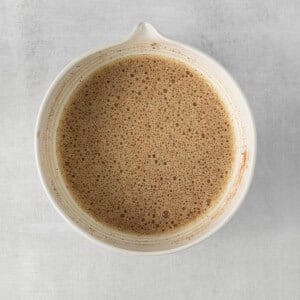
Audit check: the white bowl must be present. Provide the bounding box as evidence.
[35,22,256,254]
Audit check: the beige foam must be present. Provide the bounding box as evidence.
[56,54,235,235]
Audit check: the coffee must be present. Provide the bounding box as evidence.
[56,55,235,235]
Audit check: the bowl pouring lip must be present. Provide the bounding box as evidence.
[35,22,257,255]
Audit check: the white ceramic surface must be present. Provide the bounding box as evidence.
[35,22,256,254]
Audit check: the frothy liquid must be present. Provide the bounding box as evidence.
[56,55,235,235]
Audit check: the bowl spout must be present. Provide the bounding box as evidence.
[127,22,164,43]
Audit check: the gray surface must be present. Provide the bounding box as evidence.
[1,0,300,299]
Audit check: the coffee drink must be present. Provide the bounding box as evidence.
[56,55,235,235]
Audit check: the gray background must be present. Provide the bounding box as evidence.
[1,0,299,299]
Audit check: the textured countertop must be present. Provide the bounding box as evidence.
[1,1,299,299]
